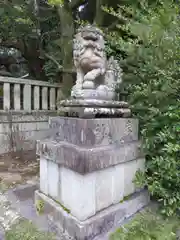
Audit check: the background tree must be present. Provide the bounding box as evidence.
[0,0,45,79]
[0,0,120,86]
[106,0,180,216]
[42,0,121,96]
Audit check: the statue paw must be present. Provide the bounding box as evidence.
[83,80,94,89]
[84,74,95,82]
[96,85,109,91]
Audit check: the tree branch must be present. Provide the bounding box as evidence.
[0,70,13,77]
[44,52,76,74]
[44,52,62,70]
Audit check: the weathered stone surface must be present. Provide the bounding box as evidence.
[0,122,49,133]
[38,140,142,174]
[3,83,10,110]
[40,158,48,195]
[112,164,124,204]
[58,98,131,118]
[23,84,31,111]
[0,76,59,88]
[59,99,129,108]
[0,110,56,122]
[39,158,145,221]
[49,117,138,147]
[59,106,131,118]
[0,110,57,154]
[37,117,142,175]
[35,189,150,240]
[47,161,60,199]
[61,167,96,221]
[58,99,131,118]
[71,25,122,101]
[37,115,147,237]
[95,167,113,212]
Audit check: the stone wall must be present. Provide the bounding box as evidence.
[0,76,60,154]
[0,111,57,154]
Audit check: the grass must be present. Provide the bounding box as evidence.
[110,205,180,240]
[4,204,180,240]
[0,181,9,193]
[5,220,56,240]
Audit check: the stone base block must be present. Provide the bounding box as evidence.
[35,189,149,240]
[39,158,145,221]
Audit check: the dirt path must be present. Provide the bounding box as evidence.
[0,192,21,239]
[0,150,39,239]
[0,150,71,240]
[4,182,72,240]
[0,150,39,190]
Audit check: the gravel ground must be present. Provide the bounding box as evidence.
[0,180,72,240]
[0,192,21,239]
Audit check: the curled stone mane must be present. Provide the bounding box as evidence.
[76,25,104,36]
[73,25,103,66]
[73,25,104,65]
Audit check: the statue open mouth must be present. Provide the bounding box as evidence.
[80,56,105,72]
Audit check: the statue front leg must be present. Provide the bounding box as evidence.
[71,69,84,98]
[83,68,104,89]
[76,70,84,88]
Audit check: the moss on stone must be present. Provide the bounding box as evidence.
[54,199,71,214]
[120,194,131,203]
[35,199,45,215]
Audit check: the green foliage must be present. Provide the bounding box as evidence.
[54,199,71,214]
[0,0,122,81]
[48,0,64,6]
[0,0,62,80]
[6,220,55,240]
[110,207,179,240]
[0,0,38,41]
[106,1,180,216]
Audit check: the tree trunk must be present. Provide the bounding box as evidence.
[57,3,74,99]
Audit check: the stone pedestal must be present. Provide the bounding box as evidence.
[35,117,149,239]
[58,99,131,118]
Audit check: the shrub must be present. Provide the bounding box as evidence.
[105,1,180,216]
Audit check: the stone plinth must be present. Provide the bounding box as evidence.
[35,189,149,240]
[36,117,149,239]
[58,99,131,118]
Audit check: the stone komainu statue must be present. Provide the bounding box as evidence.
[71,25,122,100]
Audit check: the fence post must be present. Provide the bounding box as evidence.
[50,88,56,110]
[3,83,10,110]
[23,84,31,111]
[14,84,21,110]
[42,87,48,110]
[34,86,40,110]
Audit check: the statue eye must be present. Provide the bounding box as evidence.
[84,36,97,41]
